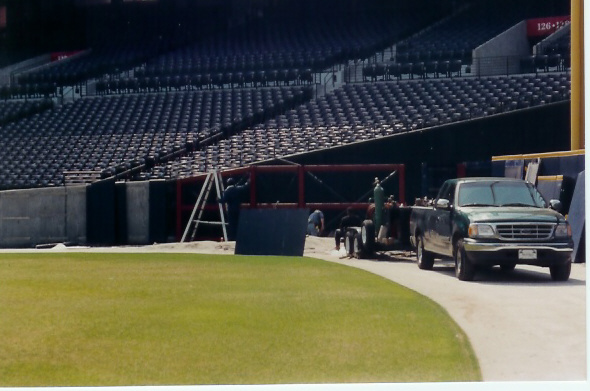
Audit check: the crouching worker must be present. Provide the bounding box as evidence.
[334,207,361,250]
[307,209,325,236]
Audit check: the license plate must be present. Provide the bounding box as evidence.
[518,249,537,260]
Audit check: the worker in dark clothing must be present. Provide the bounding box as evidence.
[334,207,361,250]
[219,175,250,241]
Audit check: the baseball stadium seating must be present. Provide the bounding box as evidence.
[0,0,572,190]
[152,73,570,178]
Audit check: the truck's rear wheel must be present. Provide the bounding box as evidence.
[416,235,434,270]
[454,239,475,281]
[550,262,571,281]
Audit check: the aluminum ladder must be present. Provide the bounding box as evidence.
[181,170,228,242]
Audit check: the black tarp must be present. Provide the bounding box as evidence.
[235,209,309,256]
[86,179,116,246]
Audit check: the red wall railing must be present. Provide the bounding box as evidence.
[175,163,405,241]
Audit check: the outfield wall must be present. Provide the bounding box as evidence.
[0,180,169,248]
[114,180,168,246]
[127,182,150,244]
[0,185,87,248]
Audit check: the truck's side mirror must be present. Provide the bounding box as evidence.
[435,198,451,210]
[549,199,563,213]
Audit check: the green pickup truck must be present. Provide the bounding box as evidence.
[409,177,573,281]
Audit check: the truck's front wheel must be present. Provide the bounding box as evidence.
[454,239,475,281]
[416,235,434,270]
[549,262,571,281]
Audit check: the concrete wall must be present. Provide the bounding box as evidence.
[122,180,169,245]
[0,180,167,248]
[126,181,150,245]
[0,185,87,248]
[473,21,530,76]
[0,54,50,85]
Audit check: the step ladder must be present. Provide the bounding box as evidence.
[181,170,228,242]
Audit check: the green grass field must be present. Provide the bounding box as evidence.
[0,253,481,386]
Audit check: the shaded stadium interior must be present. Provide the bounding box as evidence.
[0,0,580,247]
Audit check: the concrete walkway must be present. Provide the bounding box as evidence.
[312,247,587,382]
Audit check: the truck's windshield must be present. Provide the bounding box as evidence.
[457,181,546,208]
